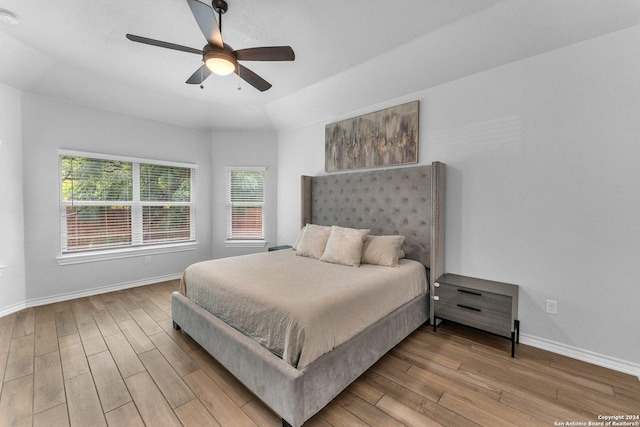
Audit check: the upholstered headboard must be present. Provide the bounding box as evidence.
[300,162,446,287]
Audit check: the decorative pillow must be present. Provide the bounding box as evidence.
[295,224,332,259]
[319,226,370,267]
[292,226,306,250]
[361,235,406,267]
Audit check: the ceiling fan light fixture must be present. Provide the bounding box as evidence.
[204,51,236,75]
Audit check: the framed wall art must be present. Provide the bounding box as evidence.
[325,100,419,172]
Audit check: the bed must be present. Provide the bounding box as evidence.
[171,162,446,426]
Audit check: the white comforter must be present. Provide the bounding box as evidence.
[181,249,427,368]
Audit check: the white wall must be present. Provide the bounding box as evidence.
[277,25,640,373]
[211,131,278,258]
[21,93,213,303]
[0,85,26,314]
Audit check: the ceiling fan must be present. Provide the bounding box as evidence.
[126,0,295,91]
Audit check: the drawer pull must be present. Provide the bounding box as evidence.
[457,304,481,312]
[458,289,482,296]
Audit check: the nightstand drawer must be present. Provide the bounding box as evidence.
[435,301,512,337]
[436,283,512,314]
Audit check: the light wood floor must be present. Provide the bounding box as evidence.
[1,280,638,427]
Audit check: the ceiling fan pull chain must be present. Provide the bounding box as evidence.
[200,62,205,89]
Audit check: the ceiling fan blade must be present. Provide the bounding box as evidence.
[126,34,203,55]
[186,0,223,48]
[236,64,272,92]
[235,46,295,61]
[186,64,212,84]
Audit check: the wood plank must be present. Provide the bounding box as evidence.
[113,291,141,312]
[65,371,107,427]
[4,335,34,381]
[319,399,369,427]
[345,378,384,405]
[35,305,55,325]
[33,351,65,414]
[118,318,155,354]
[0,375,33,427]
[184,369,257,427]
[438,392,525,427]
[129,308,163,336]
[139,349,195,408]
[87,350,132,412]
[138,299,170,322]
[499,391,590,424]
[149,332,199,377]
[0,315,16,354]
[103,333,145,379]
[336,391,405,427]
[0,352,7,395]
[361,370,425,412]
[175,398,222,427]
[104,300,132,324]
[104,401,145,427]
[59,334,90,380]
[138,286,172,311]
[556,384,640,418]
[34,320,58,357]
[33,403,69,427]
[157,318,200,353]
[54,309,78,338]
[188,349,253,406]
[241,399,281,427]
[125,371,182,427]
[91,308,121,337]
[12,308,35,339]
[406,364,502,402]
[71,301,108,356]
[375,394,443,427]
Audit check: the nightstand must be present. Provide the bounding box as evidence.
[433,273,520,357]
[268,245,292,251]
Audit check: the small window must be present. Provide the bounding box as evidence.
[226,167,265,241]
[59,151,196,254]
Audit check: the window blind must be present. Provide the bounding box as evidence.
[60,153,195,253]
[226,167,265,240]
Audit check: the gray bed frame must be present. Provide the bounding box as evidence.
[172,162,446,426]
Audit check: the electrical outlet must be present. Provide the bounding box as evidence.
[545,299,557,315]
[144,256,151,265]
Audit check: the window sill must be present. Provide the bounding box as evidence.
[225,240,268,249]
[57,241,198,266]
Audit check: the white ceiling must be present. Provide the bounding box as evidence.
[1,0,640,132]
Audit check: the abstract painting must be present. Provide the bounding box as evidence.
[325,101,419,172]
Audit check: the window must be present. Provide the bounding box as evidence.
[59,151,196,256]
[226,167,265,243]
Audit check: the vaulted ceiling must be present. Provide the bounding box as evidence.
[2,0,639,131]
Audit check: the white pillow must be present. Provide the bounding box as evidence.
[361,235,406,267]
[295,224,332,259]
[292,226,306,250]
[319,226,370,267]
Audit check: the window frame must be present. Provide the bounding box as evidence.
[56,149,198,265]
[225,166,267,248]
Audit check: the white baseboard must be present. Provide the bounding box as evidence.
[0,273,182,318]
[0,301,27,318]
[520,333,640,380]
